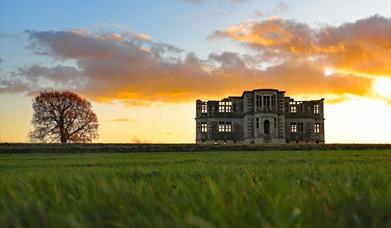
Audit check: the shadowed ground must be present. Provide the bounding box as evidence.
[0,143,390,153]
[0,150,390,227]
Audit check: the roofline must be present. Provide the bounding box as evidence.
[289,98,326,102]
[228,96,242,99]
[242,88,285,96]
[198,89,324,102]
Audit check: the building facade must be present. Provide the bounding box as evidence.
[195,89,325,144]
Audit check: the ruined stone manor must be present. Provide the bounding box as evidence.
[195,89,325,144]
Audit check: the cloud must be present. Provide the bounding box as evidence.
[254,1,288,18]
[254,10,264,18]
[210,15,391,77]
[110,118,134,123]
[180,0,249,4]
[273,1,289,14]
[1,16,387,105]
[0,64,85,94]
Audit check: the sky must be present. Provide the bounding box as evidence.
[0,0,390,143]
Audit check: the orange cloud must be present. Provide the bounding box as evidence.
[1,18,386,105]
[211,15,391,77]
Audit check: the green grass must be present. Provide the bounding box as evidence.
[0,150,390,227]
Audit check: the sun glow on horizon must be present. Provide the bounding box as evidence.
[323,67,334,77]
[373,77,391,98]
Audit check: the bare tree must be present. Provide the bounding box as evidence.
[30,91,98,143]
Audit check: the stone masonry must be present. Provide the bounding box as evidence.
[195,89,325,144]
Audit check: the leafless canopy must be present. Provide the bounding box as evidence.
[30,91,98,143]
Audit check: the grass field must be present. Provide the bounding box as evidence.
[1,150,390,227]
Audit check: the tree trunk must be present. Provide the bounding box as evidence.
[60,125,67,143]
[60,135,67,143]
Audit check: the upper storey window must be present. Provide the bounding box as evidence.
[290,105,297,113]
[218,101,232,113]
[271,96,276,107]
[289,101,302,113]
[201,103,208,113]
[256,96,262,108]
[314,104,319,114]
[256,94,276,109]
[263,96,270,107]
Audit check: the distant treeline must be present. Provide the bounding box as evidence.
[0,143,390,154]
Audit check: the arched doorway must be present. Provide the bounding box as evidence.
[264,120,270,134]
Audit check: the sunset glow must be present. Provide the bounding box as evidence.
[373,77,391,98]
[0,0,390,143]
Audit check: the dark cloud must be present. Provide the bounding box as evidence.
[0,64,84,94]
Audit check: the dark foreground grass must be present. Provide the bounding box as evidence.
[0,150,390,227]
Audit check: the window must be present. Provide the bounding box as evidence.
[218,121,232,132]
[256,118,259,128]
[274,118,277,129]
[271,96,276,107]
[291,122,297,133]
[290,105,297,113]
[257,95,262,108]
[218,123,224,132]
[314,104,319,114]
[263,96,270,107]
[227,104,232,112]
[218,103,223,112]
[201,103,208,113]
[218,101,232,113]
[226,123,232,132]
[314,123,320,133]
[201,123,208,132]
[298,122,304,133]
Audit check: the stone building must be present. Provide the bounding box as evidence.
[195,89,325,144]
